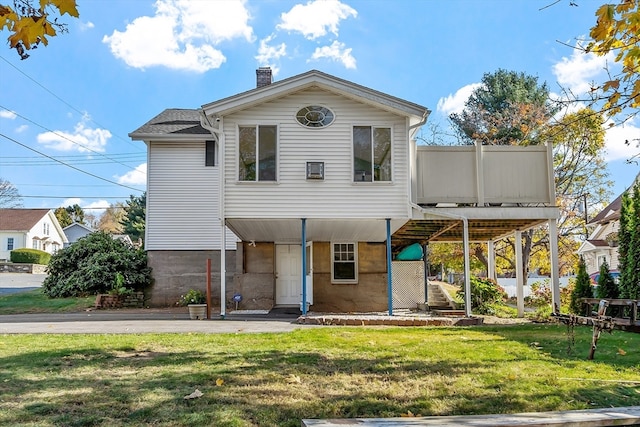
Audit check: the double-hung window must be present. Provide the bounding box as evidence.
[332,243,357,283]
[238,125,277,181]
[353,126,392,182]
[7,238,14,251]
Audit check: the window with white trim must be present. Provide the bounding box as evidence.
[7,238,14,251]
[331,243,357,283]
[205,140,216,166]
[353,126,392,182]
[238,125,277,181]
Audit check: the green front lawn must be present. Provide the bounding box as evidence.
[0,289,94,314]
[0,325,638,426]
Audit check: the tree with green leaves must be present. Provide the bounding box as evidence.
[450,69,555,146]
[120,192,146,244]
[618,182,640,299]
[54,204,85,227]
[0,0,79,59]
[0,178,22,208]
[570,256,592,315]
[595,259,618,299]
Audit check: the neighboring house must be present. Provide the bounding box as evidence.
[130,68,560,315]
[63,222,94,247]
[63,223,136,248]
[578,172,640,282]
[0,208,68,261]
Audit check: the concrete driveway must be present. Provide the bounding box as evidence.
[0,273,46,295]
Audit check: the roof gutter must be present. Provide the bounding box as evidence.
[200,109,226,319]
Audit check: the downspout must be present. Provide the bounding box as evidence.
[200,111,226,318]
[410,203,472,317]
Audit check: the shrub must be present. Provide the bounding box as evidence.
[526,279,574,321]
[10,248,51,265]
[570,256,592,315]
[177,289,206,306]
[42,232,151,298]
[458,276,507,314]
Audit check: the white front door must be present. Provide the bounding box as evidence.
[275,244,302,305]
[275,243,314,307]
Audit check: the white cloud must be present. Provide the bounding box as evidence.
[552,46,615,95]
[37,119,111,153]
[116,163,147,186]
[103,0,253,72]
[60,198,83,208]
[79,21,95,31]
[0,110,16,119]
[278,0,357,40]
[436,83,483,116]
[308,40,356,69]
[604,121,640,162]
[255,35,286,75]
[60,198,108,215]
[16,125,28,133]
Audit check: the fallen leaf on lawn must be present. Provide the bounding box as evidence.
[618,348,626,355]
[216,378,224,386]
[184,389,203,400]
[287,374,302,384]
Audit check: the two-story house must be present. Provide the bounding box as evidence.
[578,172,640,282]
[0,208,67,261]
[130,68,560,316]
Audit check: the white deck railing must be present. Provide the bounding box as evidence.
[412,143,555,206]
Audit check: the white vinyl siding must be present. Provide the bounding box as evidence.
[223,88,409,219]
[146,141,237,250]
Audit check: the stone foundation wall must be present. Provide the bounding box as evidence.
[147,250,236,307]
[0,263,47,274]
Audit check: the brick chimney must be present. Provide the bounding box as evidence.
[256,67,273,88]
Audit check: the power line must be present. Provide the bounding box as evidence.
[20,195,132,199]
[0,54,144,152]
[0,132,143,192]
[0,106,146,173]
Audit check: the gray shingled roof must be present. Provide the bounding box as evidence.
[129,109,209,137]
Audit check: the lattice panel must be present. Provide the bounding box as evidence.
[391,261,425,309]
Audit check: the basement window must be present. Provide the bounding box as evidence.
[331,243,358,284]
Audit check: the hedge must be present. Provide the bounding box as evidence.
[10,248,51,265]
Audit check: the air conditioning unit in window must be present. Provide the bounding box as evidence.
[306,162,324,180]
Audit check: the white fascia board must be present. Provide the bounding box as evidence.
[128,134,213,142]
[202,70,429,120]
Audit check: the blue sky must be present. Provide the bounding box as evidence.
[1,0,638,217]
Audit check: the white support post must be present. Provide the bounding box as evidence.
[487,240,495,281]
[549,219,561,313]
[220,218,226,318]
[462,219,472,317]
[515,230,524,318]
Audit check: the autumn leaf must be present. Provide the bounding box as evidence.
[618,348,627,355]
[215,378,224,386]
[183,389,203,400]
[50,0,80,17]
